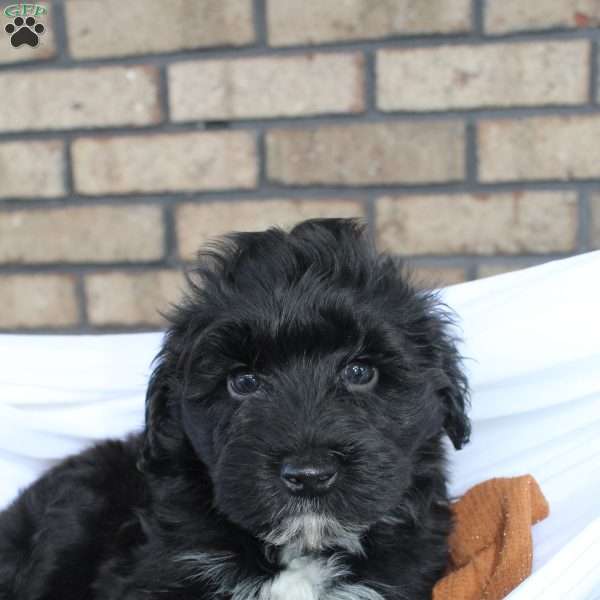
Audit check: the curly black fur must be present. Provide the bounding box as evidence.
[0,219,470,600]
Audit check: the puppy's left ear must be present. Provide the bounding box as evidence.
[439,347,471,450]
[417,290,471,450]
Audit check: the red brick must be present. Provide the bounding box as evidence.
[85,270,185,326]
[0,206,164,264]
[0,1,55,64]
[0,67,161,132]
[176,198,365,260]
[169,53,364,121]
[0,141,65,198]
[378,41,588,111]
[267,0,471,46]
[477,262,544,278]
[266,122,465,185]
[486,0,600,33]
[72,132,258,195]
[479,116,600,182]
[411,266,467,288]
[376,193,578,254]
[589,194,600,249]
[0,274,79,329]
[65,0,255,58]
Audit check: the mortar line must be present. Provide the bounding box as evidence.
[3,24,600,75]
[74,272,88,328]
[578,189,592,252]
[472,0,484,37]
[3,103,600,143]
[590,40,598,104]
[4,180,600,210]
[253,0,268,47]
[49,0,69,61]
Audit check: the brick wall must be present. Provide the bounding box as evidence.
[0,0,599,331]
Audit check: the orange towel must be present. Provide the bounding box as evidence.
[433,475,549,600]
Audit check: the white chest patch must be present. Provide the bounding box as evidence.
[259,555,383,600]
[265,556,333,600]
[177,551,384,600]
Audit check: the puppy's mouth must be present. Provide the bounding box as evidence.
[261,506,367,557]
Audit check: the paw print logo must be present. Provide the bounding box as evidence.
[5,16,45,48]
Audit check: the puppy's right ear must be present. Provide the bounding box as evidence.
[137,268,213,473]
[137,362,178,473]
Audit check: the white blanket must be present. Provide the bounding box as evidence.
[1,251,599,599]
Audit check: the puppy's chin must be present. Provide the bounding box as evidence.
[261,511,367,559]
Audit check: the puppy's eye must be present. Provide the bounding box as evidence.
[342,362,378,391]
[228,372,260,398]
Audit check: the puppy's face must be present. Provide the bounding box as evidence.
[148,220,469,551]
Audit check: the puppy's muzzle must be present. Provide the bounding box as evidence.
[280,452,339,496]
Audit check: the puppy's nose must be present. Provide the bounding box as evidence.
[280,459,338,496]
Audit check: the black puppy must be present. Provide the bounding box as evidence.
[0,219,470,600]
